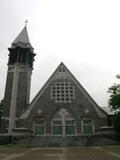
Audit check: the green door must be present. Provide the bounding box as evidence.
[35,126,45,135]
[53,126,62,135]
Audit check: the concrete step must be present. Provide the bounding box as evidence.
[13,135,120,147]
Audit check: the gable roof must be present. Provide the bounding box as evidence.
[20,62,108,119]
[102,107,114,115]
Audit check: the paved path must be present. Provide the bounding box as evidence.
[0,146,120,160]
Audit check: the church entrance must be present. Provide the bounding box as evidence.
[51,108,76,137]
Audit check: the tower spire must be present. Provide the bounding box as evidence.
[12,25,32,48]
[3,25,35,135]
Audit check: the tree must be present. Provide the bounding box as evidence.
[108,75,120,140]
[0,99,4,109]
[113,112,120,140]
[108,74,120,111]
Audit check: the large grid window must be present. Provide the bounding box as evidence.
[51,82,75,103]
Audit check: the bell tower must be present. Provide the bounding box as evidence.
[3,25,35,135]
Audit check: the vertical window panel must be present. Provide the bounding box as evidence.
[65,126,75,135]
[53,126,62,135]
[35,126,45,135]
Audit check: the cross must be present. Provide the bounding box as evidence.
[25,19,28,26]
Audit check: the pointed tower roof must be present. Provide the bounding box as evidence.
[11,26,33,48]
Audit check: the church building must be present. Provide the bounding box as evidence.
[1,26,111,146]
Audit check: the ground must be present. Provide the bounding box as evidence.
[0,146,120,160]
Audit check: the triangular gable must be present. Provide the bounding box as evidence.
[20,62,107,119]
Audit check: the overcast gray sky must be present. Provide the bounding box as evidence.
[0,0,120,107]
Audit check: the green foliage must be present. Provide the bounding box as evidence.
[0,100,4,110]
[108,75,120,111]
[108,75,120,141]
[113,112,120,140]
